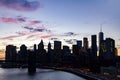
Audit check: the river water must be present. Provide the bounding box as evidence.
[0,68,86,80]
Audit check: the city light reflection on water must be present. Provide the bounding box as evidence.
[0,68,86,80]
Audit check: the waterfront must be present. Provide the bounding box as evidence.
[0,68,86,80]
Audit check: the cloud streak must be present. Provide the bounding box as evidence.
[26,33,53,40]
[64,39,77,44]
[0,31,31,40]
[0,35,20,40]
[64,32,77,36]
[1,17,18,23]
[0,16,43,26]
[29,20,41,26]
[23,26,51,33]
[0,17,26,24]
[0,0,41,11]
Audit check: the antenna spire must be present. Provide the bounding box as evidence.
[100,24,102,32]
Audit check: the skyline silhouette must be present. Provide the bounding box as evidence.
[1,30,119,80]
[4,30,118,67]
[0,28,119,60]
[1,31,120,79]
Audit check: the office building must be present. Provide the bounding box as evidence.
[77,40,82,48]
[83,37,88,50]
[99,28,104,56]
[5,45,17,62]
[91,35,97,59]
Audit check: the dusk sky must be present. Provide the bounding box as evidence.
[0,0,120,56]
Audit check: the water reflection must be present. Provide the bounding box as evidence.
[0,68,86,80]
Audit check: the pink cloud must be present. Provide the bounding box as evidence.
[25,32,53,40]
[1,17,18,23]
[40,35,52,39]
[29,20,41,26]
[0,31,33,40]
[0,17,26,24]
[0,35,19,40]
[26,34,37,39]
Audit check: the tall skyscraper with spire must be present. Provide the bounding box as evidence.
[99,26,104,44]
[99,26,104,56]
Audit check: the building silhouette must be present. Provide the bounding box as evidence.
[5,45,17,62]
[48,42,52,53]
[54,41,61,50]
[77,40,82,49]
[54,41,62,62]
[36,40,47,63]
[99,28,104,57]
[47,42,54,63]
[99,38,117,66]
[91,35,97,59]
[28,50,36,74]
[34,44,37,52]
[106,38,116,59]
[83,37,88,50]
[63,45,70,56]
[38,39,44,51]
[18,44,27,63]
[72,45,79,56]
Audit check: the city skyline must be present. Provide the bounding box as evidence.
[0,0,120,57]
[2,37,120,79]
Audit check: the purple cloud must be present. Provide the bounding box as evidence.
[29,20,41,26]
[0,0,40,11]
[23,26,51,33]
[17,17,26,22]
[50,38,58,41]
[64,32,77,36]
[23,26,34,31]
[64,39,77,44]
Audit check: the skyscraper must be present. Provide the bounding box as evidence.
[83,37,88,50]
[63,46,70,56]
[19,44,27,54]
[18,44,27,63]
[28,50,36,74]
[38,40,44,50]
[48,42,51,53]
[106,38,114,51]
[99,38,116,66]
[77,40,82,48]
[100,38,116,58]
[72,45,79,55]
[54,41,61,51]
[54,41,62,62]
[34,44,37,52]
[5,45,17,62]
[91,35,97,59]
[99,27,104,56]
